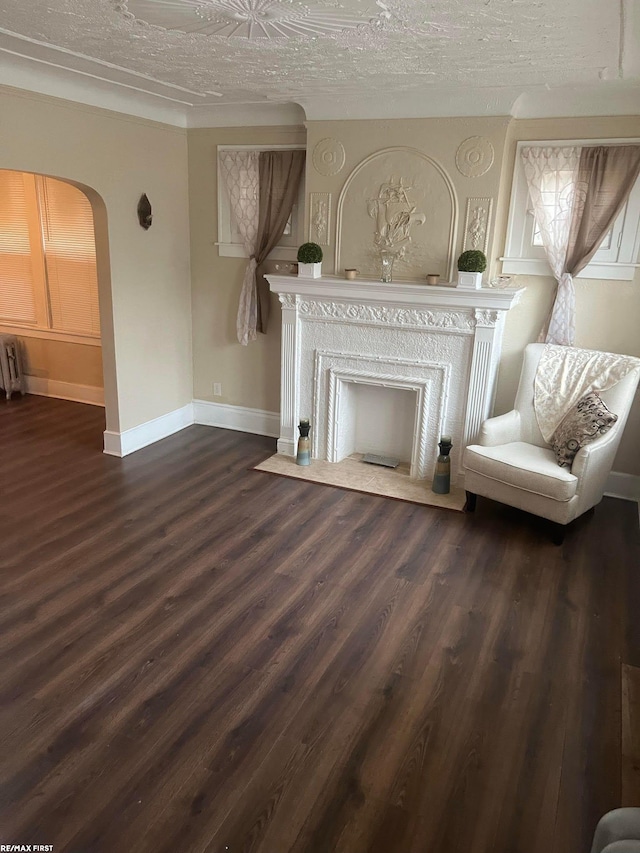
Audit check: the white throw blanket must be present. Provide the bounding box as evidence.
[534,344,640,442]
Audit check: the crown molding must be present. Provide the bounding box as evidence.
[0,46,189,126]
[0,34,638,128]
[300,82,640,122]
[187,101,307,128]
[511,82,640,119]
[0,32,307,128]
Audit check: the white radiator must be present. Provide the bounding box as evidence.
[0,335,26,400]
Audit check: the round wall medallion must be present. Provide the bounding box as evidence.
[455,136,495,178]
[312,138,346,177]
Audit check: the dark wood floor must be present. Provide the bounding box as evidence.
[1,394,639,853]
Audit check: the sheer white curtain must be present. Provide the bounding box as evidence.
[520,146,579,346]
[218,150,259,346]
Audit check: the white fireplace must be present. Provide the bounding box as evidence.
[266,275,524,484]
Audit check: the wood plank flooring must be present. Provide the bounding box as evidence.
[1,393,639,853]
[623,664,640,806]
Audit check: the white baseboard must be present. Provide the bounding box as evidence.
[25,375,104,406]
[193,399,280,438]
[103,403,194,457]
[96,401,640,502]
[604,471,640,503]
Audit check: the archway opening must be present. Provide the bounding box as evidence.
[0,169,116,442]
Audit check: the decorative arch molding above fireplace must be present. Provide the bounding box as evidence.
[334,146,459,283]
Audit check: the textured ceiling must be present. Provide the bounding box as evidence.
[0,0,637,123]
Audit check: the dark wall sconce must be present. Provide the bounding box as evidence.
[137,193,153,230]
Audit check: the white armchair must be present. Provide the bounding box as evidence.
[591,809,640,853]
[463,343,640,540]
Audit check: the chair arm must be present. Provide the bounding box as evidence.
[477,410,521,446]
[570,427,621,508]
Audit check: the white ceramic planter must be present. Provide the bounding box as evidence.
[457,271,483,289]
[298,262,322,279]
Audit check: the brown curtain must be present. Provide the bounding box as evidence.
[566,145,640,276]
[254,150,305,334]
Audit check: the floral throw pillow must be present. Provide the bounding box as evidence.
[551,392,618,468]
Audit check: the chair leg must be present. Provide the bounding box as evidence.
[550,522,565,546]
[464,491,477,513]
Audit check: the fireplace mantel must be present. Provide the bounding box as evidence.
[267,274,524,312]
[267,273,524,480]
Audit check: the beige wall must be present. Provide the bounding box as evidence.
[17,337,103,387]
[189,114,639,477]
[304,117,511,277]
[0,85,192,433]
[188,125,305,413]
[493,116,640,477]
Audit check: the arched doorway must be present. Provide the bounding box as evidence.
[0,169,117,442]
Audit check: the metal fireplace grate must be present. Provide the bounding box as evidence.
[361,453,400,469]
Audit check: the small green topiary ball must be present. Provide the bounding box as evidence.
[457,250,487,272]
[297,242,323,264]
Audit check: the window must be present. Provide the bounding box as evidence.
[502,139,640,281]
[0,171,100,343]
[216,145,305,261]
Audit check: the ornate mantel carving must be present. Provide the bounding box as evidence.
[298,300,475,332]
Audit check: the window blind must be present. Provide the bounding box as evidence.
[37,176,100,337]
[0,171,38,325]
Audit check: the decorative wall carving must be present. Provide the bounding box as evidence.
[278,293,297,309]
[312,138,346,177]
[455,137,495,178]
[298,299,475,332]
[367,178,426,258]
[309,192,331,246]
[335,147,458,282]
[474,309,499,327]
[463,197,493,254]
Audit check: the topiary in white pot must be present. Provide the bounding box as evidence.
[457,250,487,289]
[297,242,323,278]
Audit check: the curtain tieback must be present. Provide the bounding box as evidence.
[558,271,573,288]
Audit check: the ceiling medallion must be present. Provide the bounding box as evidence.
[121,0,375,39]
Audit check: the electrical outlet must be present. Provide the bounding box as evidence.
[213,382,222,397]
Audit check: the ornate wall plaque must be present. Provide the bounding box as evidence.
[312,138,346,177]
[462,197,493,254]
[455,137,495,178]
[335,147,456,281]
[309,192,331,245]
[367,177,426,259]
